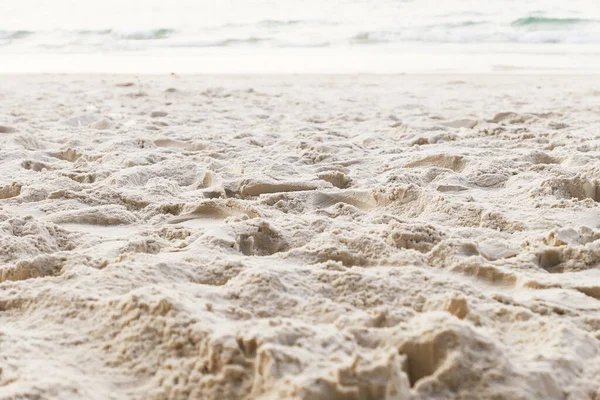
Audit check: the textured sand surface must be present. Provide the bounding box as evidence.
[1,75,600,399]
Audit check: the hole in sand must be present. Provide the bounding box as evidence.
[404,154,466,172]
[543,177,600,202]
[49,148,84,162]
[312,190,377,210]
[537,248,563,273]
[60,223,140,238]
[168,202,254,228]
[0,125,18,134]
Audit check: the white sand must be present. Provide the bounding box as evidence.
[1,74,600,399]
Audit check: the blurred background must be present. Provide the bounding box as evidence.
[2,0,600,73]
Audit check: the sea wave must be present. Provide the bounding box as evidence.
[116,28,173,40]
[0,28,174,42]
[85,28,174,40]
[511,17,599,28]
[352,15,600,44]
[2,14,600,51]
[351,30,600,44]
[214,37,271,46]
[0,30,34,40]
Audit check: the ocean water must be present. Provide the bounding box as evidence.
[1,0,600,73]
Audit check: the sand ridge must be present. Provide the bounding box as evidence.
[1,75,600,399]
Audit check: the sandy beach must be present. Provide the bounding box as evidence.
[2,74,600,399]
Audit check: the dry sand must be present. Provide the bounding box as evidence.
[1,74,600,399]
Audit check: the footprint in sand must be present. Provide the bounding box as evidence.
[0,125,18,133]
[404,154,467,172]
[48,206,140,238]
[168,201,257,229]
[312,190,377,210]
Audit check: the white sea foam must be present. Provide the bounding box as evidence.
[1,0,599,72]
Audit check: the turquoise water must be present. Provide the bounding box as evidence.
[1,0,599,72]
[2,0,600,52]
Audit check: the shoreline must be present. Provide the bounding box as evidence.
[1,44,600,74]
